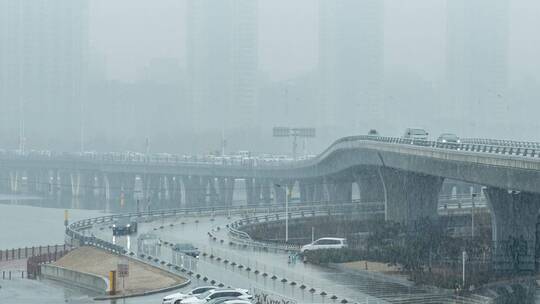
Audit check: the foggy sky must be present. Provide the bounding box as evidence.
[2,0,540,154]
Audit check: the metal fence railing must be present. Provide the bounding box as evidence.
[27,249,71,279]
[0,244,69,262]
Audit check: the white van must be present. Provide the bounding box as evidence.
[300,237,348,253]
[402,128,429,142]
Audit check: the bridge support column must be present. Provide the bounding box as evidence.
[261,179,271,204]
[254,179,263,205]
[9,171,21,193]
[354,170,384,203]
[273,182,286,204]
[299,181,308,203]
[182,176,193,206]
[168,176,178,202]
[245,178,255,206]
[226,178,235,206]
[485,188,540,273]
[313,178,324,203]
[207,177,218,206]
[379,168,443,225]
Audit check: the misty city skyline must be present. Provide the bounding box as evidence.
[1,0,540,155]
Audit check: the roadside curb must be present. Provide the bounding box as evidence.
[94,279,190,300]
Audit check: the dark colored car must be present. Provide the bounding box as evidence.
[112,218,137,236]
[172,243,200,258]
[367,129,379,136]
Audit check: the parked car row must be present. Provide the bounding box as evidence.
[163,287,252,304]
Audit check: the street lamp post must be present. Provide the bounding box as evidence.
[285,188,289,243]
[471,193,477,238]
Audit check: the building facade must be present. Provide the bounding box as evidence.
[186,0,259,149]
[0,0,89,150]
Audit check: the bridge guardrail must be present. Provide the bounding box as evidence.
[462,138,540,149]
[65,201,383,254]
[4,135,540,169]
[226,204,386,252]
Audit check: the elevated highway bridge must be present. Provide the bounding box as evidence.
[3,135,540,272]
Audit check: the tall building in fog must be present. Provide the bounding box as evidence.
[186,0,258,142]
[0,0,88,150]
[446,0,509,134]
[318,0,384,135]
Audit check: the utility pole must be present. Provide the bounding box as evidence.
[275,183,291,243]
[80,100,85,153]
[462,250,467,289]
[18,100,26,154]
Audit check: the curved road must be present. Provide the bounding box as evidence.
[89,212,489,304]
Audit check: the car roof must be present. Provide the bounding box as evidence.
[316,237,346,241]
[192,286,216,290]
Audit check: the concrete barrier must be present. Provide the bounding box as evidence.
[40,264,109,294]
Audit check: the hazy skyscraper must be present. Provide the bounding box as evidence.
[0,0,89,150]
[186,0,258,139]
[446,0,509,135]
[318,0,384,136]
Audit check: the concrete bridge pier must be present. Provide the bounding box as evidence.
[354,170,384,203]
[167,176,178,202]
[332,178,353,204]
[273,181,286,204]
[299,180,309,203]
[144,175,160,205]
[245,178,255,206]
[58,171,72,196]
[253,179,263,205]
[0,170,11,193]
[9,170,21,193]
[183,176,203,207]
[261,179,271,204]
[107,173,125,207]
[182,176,193,206]
[217,177,227,206]
[207,177,218,206]
[312,178,325,203]
[379,168,443,225]
[69,172,89,197]
[485,188,540,273]
[226,177,235,206]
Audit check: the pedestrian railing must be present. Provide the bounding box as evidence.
[26,249,71,279]
[0,244,69,262]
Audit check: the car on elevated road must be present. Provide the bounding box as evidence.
[163,286,217,304]
[403,128,429,144]
[437,133,461,144]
